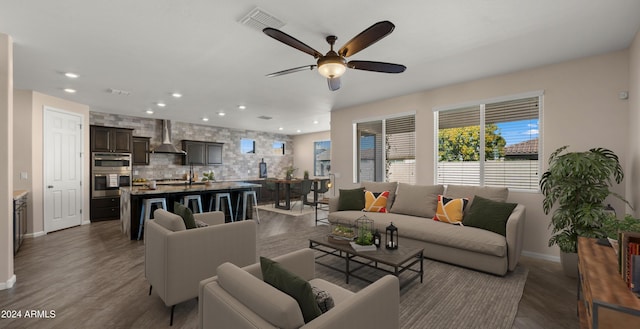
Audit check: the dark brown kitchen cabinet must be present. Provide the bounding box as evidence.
[182,140,206,165]
[207,143,223,165]
[182,140,223,165]
[90,196,120,221]
[132,137,150,165]
[91,125,133,153]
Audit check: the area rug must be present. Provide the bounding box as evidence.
[258,226,528,329]
[256,204,317,217]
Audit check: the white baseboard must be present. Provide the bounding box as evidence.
[0,274,16,290]
[24,231,46,238]
[82,220,91,225]
[522,250,560,263]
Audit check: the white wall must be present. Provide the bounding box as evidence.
[12,91,90,236]
[627,28,640,218]
[331,50,630,259]
[0,33,14,290]
[293,131,331,178]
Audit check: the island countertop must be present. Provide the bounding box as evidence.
[122,181,261,196]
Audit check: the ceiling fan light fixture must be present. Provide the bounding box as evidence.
[317,56,346,78]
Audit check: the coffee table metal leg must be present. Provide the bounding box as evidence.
[345,253,350,284]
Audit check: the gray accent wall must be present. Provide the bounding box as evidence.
[90,112,294,181]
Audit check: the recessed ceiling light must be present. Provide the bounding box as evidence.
[172,93,182,98]
[157,102,166,107]
[64,72,79,78]
[218,112,226,116]
[278,127,284,131]
[296,129,302,133]
[146,109,154,114]
[238,105,246,110]
[313,120,319,124]
[202,117,209,122]
[64,88,76,93]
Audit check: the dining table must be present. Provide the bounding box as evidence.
[272,178,329,210]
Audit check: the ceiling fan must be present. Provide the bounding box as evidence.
[263,21,406,91]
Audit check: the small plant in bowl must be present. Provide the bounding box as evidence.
[202,171,215,185]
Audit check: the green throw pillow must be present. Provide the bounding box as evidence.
[337,187,366,211]
[260,257,322,323]
[462,195,517,236]
[173,202,197,229]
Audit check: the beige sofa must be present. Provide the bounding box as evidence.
[199,248,400,329]
[145,209,257,325]
[328,183,525,276]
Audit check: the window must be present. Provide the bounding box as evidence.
[314,140,331,176]
[240,138,255,154]
[354,114,415,184]
[272,141,285,155]
[435,92,541,190]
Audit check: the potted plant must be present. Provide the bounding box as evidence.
[601,214,640,239]
[540,145,627,277]
[202,170,215,186]
[303,170,310,180]
[285,166,297,180]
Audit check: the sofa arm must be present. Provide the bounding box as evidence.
[328,197,340,213]
[303,275,400,329]
[505,204,526,271]
[194,211,225,226]
[163,220,257,306]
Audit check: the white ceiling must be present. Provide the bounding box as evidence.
[1,1,639,135]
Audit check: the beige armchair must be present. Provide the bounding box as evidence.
[145,209,257,325]
[199,248,400,329]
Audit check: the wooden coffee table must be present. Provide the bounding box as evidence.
[309,236,424,288]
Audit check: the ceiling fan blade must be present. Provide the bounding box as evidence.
[348,60,406,73]
[266,65,316,77]
[263,27,323,58]
[327,77,341,91]
[338,21,395,58]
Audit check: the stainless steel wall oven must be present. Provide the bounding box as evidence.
[91,152,131,198]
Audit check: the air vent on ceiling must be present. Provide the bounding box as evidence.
[239,7,285,31]
[108,88,131,96]
[258,115,273,120]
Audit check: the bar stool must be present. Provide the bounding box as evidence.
[209,192,234,222]
[235,190,260,223]
[181,195,203,213]
[138,197,167,240]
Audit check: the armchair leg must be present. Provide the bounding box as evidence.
[169,305,175,326]
[149,285,152,296]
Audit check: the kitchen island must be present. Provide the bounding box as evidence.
[120,181,261,240]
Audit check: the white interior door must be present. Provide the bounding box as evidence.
[44,107,83,233]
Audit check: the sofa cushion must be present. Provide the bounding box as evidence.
[153,210,186,232]
[462,196,517,236]
[260,257,322,323]
[329,211,507,257]
[217,262,304,329]
[389,183,443,218]
[362,181,398,207]
[337,187,366,211]
[311,286,335,313]
[433,195,469,224]
[444,185,509,207]
[364,190,389,213]
[173,202,197,229]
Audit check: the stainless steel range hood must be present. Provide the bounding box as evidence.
[152,120,186,154]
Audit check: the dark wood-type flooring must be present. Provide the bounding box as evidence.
[0,207,578,328]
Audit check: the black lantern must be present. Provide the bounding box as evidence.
[385,222,398,249]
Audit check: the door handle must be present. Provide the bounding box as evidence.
[48,185,54,189]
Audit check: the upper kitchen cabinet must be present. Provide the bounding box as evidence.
[182,140,223,165]
[132,137,150,165]
[91,125,133,153]
[207,143,223,165]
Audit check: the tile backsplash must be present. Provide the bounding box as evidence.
[90,112,294,181]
